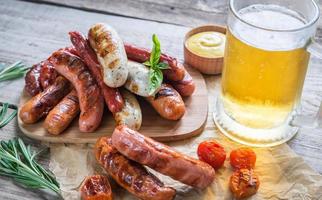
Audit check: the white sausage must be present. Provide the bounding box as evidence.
[114,89,142,130]
[88,23,128,88]
[125,61,158,97]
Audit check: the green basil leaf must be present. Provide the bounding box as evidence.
[150,34,161,66]
[157,62,169,70]
[148,68,163,95]
[143,60,151,66]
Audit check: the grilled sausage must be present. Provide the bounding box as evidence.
[24,62,43,96]
[125,61,158,97]
[146,84,185,120]
[19,76,71,124]
[69,31,124,113]
[39,61,57,89]
[114,89,142,130]
[95,137,176,200]
[48,50,104,132]
[44,89,80,135]
[112,125,216,189]
[167,70,195,97]
[124,43,185,81]
[88,23,128,88]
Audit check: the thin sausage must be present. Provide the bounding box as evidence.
[48,50,104,132]
[19,76,71,124]
[167,70,195,97]
[69,31,124,113]
[44,89,80,135]
[124,43,185,81]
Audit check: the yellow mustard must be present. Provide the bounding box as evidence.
[185,31,226,58]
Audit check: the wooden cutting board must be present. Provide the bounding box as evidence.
[18,65,208,143]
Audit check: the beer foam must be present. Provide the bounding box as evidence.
[231,4,310,50]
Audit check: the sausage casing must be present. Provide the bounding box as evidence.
[112,125,216,189]
[124,43,185,81]
[19,76,71,124]
[49,50,104,132]
[44,89,80,135]
[88,23,128,88]
[24,62,43,96]
[95,137,176,200]
[167,69,195,97]
[69,31,124,113]
[146,84,185,120]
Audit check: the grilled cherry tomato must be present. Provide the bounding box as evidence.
[229,168,260,199]
[230,147,256,170]
[197,140,226,170]
[80,175,112,200]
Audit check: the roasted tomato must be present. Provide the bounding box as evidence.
[230,147,256,170]
[80,175,112,200]
[230,168,260,199]
[197,140,226,170]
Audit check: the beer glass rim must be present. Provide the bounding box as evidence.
[229,0,320,32]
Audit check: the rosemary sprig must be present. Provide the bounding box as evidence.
[0,61,29,82]
[0,103,17,128]
[0,138,61,197]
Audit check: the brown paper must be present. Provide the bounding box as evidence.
[49,128,322,200]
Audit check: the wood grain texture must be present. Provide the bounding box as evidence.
[18,66,208,143]
[0,0,322,198]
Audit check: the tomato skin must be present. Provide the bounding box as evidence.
[197,140,226,170]
[230,148,256,170]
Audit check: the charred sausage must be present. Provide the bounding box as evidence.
[48,50,104,132]
[95,137,176,200]
[69,31,124,113]
[167,70,195,97]
[146,84,185,120]
[124,43,185,81]
[39,61,57,89]
[24,62,43,96]
[19,76,71,124]
[88,23,128,88]
[44,89,80,135]
[111,125,216,189]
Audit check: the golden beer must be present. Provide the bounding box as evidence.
[221,5,310,128]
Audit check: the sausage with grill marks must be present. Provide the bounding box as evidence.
[95,137,176,200]
[19,76,71,124]
[44,89,80,135]
[145,84,185,120]
[111,125,216,189]
[48,50,104,132]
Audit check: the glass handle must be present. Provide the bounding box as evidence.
[291,39,322,128]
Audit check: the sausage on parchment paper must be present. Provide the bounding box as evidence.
[111,125,216,189]
[19,76,71,124]
[95,136,176,200]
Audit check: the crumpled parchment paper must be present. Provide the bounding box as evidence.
[49,129,322,200]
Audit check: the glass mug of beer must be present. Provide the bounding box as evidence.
[214,0,322,147]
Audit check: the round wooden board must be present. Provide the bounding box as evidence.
[18,65,208,144]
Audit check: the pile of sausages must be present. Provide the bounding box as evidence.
[94,125,215,200]
[19,23,195,135]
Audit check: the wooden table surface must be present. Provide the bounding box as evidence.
[0,0,322,199]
